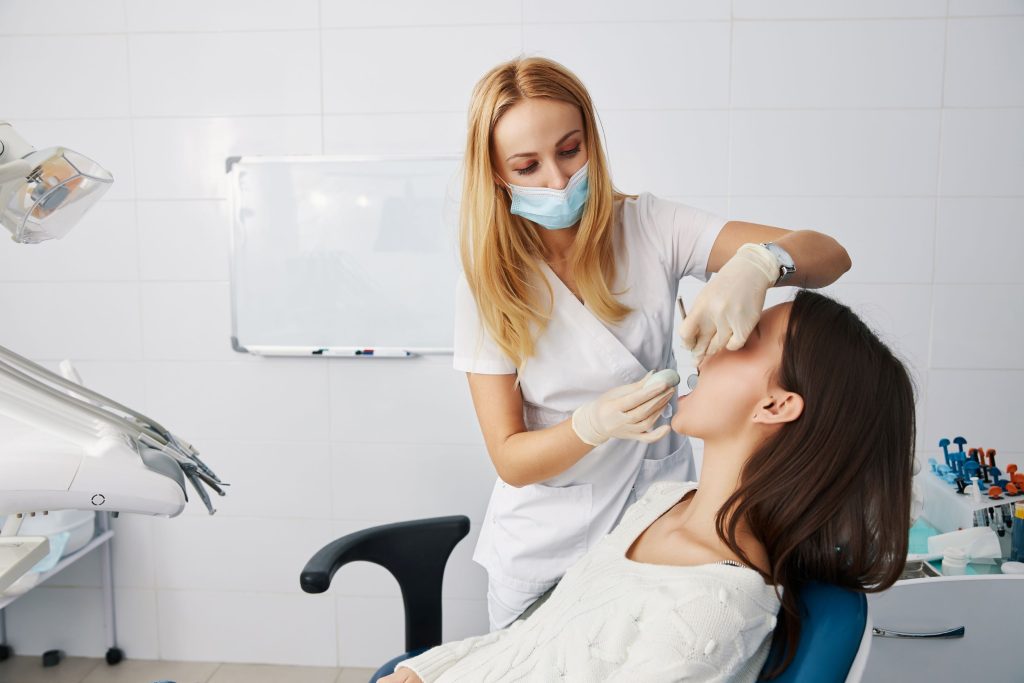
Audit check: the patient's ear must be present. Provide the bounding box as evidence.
[753,391,803,425]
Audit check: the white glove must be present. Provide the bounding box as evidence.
[678,243,779,364]
[571,371,675,447]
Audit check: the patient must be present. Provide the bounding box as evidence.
[382,290,916,682]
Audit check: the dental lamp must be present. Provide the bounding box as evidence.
[0,122,113,244]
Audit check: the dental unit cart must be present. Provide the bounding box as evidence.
[0,508,121,667]
[861,436,1024,682]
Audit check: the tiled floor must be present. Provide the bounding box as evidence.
[0,656,377,683]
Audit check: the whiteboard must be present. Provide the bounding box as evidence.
[227,155,462,356]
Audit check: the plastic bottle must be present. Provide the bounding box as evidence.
[941,547,968,576]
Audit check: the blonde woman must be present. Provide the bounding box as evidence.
[455,56,851,631]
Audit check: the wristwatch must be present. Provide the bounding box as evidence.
[760,242,796,285]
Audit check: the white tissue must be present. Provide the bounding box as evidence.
[927,526,1002,560]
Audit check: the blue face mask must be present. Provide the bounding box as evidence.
[507,162,589,230]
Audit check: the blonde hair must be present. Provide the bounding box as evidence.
[460,56,631,369]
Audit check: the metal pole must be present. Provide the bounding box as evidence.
[98,512,117,650]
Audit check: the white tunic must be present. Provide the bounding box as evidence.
[399,481,781,683]
[454,193,727,604]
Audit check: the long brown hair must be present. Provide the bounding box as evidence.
[716,290,917,678]
[460,56,631,370]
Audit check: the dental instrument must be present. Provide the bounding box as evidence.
[0,342,226,517]
[0,344,228,663]
[992,505,1006,537]
[939,438,952,467]
[0,122,112,244]
[963,460,981,482]
[676,297,699,391]
[986,448,997,469]
[950,450,966,477]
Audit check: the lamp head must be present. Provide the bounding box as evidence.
[0,123,113,244]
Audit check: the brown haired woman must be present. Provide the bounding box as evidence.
[454,54,852,632]
[382,289,915,682]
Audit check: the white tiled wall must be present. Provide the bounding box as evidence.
[0,0,1021,670]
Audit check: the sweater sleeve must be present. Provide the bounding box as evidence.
[396,620,523,683]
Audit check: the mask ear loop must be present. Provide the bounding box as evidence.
[491,171,513,200]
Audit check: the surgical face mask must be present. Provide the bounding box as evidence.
[506,161,589,230]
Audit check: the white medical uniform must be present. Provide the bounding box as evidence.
[453,193,726,631]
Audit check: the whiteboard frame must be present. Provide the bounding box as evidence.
[226,154,462,358]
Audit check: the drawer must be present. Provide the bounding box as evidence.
[864,575,1024,682]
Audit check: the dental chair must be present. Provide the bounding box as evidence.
[301,516,871,683]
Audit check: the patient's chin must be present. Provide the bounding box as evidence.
[670,413,696,437]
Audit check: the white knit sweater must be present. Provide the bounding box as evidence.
[399,480,781,682]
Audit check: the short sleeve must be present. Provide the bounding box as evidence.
[453,273,517,374]
[634,193,728,283]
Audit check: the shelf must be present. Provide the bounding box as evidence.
[0,529,113,611]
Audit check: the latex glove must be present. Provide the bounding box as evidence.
[678,243,779,364]
[571,371,675,447]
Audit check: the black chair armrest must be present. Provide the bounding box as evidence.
[300,515,470,653]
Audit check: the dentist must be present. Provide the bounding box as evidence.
[455,57,851,631]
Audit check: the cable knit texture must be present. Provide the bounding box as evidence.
[399,481,781,682]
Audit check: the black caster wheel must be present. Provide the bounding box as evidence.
[0,644,12,661]
[105,647,124,665]
[42,649,64,667]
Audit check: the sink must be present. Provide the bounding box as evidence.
[899,559,942,580]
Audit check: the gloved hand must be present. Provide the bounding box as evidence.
[571,371,675,447]
[678,242,779,364]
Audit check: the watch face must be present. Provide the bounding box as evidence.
[766,243,795,269]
